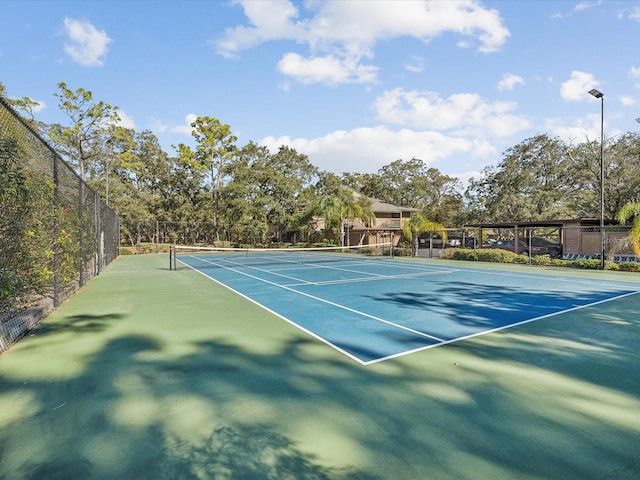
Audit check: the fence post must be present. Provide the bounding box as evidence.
[53,154,60,307]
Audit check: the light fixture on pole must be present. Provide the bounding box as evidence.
[588,88,605,270]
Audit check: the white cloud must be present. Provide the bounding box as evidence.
[620,95,636,106]
[32,100,45,113]
[62,18,112,67]
[277,53,378,85]
[170,113,199,135]
[560,71,599,101]
[25,98,46,113]
[115,110,136,129]
[8,97,46,115]
[629,6,640,21]
[574,1,602,13]
[456,170,483,189]
[372,88,530,138]
[214,0,305,58]
[260,126,494,174]
[149,118,169,133]
[404,55,425,73]
[498,73,524,91]
[546,114,601,143]
[216,0,509,85]
[629,66,640,89]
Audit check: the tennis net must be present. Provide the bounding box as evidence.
[169,243,393,270]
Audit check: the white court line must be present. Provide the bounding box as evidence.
[364,289,640,365]
[180,259,369,365]
[415,261,640,290]
[208,254,454,287]
[211,256,318,285]
[284,269,453,287]
[188,255,446,344]
[179,254,640,365]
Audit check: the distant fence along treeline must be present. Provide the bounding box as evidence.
[0,96,119,352]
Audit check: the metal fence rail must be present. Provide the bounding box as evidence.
[0,96,119,352]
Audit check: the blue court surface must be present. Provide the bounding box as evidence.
[177,251,640,365]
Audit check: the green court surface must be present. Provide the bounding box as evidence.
[1,254,639,479]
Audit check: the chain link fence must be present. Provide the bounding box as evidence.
[463,224,637,262]
[0,96,119,352]
[121,220,339,253]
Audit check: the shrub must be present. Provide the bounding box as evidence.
[393,247,411,257]
[531,255,553,266]
[476,248,520,263]
[618,262,640,272]
[447,249,476,261]
[1,138,57,306]
[437,248,640,274]
[569,259,602,270]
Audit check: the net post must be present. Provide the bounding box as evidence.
[169,245,175,270]
[391,232,395,259]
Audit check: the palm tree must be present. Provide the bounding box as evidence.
[616,202,640,257]
[402,212,447,257]
[341,195,375,247]
[312,183,375,247]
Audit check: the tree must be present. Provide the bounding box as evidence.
[401,212,447,257]
[616,202,640,257]
[342,158,462,225]
[223,142,273,244]
[600,132,640,218]
[263,146,318,243]
[47,82,120,181]
[466,135,578,222]
[186,117,238,242]
[0,82,46,133]
[223,143,318,244]
[312,173,375,246]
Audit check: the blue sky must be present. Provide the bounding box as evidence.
[2,0,639,183]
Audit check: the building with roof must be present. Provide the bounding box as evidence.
[308,191,418,247]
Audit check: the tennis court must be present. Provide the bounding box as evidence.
[1,254,639,479]
[175,246,640,365]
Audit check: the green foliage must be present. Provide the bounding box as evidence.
[392,247,412,257]
[618,262,640,272]
[0,138,56,306]
[616,202,640,257]
[444,248,544,265]
[443,249,477,261]
[223,142,319,245]
[442,248,640,273]
[466,135,579,222]
[401,212,446,257]
[342,158,462,225]
[47,82,120,180]
[187,116,238,242]
[567,259,603,270]
[307,172,375,246]
[9,81,640,272]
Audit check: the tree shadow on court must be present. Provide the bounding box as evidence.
[1,257,639,479]
[364,280,634,330]
[33,313,127,335]
[2,322,639,480]
[0,334,385,479]
[161,424,348,479]
[365,282,640,396]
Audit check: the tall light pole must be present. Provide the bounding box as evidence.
[588,88,605,269]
